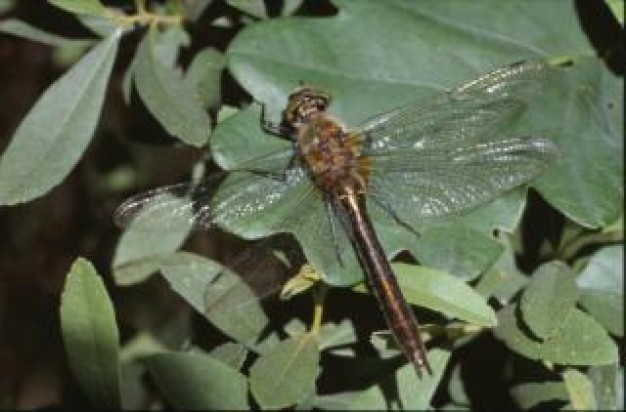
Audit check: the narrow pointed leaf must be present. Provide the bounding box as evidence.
[145,352,248,410]
[134,30,211,147]
[0,19,95,47]
[0,32,119,205]
[60,257,121,409]
[49,0,109,17]
[249,334,320,409]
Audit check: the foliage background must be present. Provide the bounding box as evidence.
[0,0,623,410]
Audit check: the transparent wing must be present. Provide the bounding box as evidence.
[359,60,556,155]
[114,167,310,233]
[368,137,559,225]
[113,175,222,232]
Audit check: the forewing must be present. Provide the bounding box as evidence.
[368,137,559,226]
[359,60,556,154]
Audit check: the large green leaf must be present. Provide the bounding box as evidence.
[354,263,497,328]
[60,258,121,409]
[211,1,619,286]
[520,261,580,339]
[576,245,624,336]
[145,352,248,410]
[411,223,503,281]
[249,333,320,409]
[521,56,623,228]
[0,32,119,205]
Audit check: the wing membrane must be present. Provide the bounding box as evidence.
[368,137,558,225]
[359,60,556,154]
[114,167,310,233]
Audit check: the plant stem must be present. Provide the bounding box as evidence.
[310,284,328,335]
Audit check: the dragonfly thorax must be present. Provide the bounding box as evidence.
[296,114,370,196]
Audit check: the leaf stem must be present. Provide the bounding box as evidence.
[310,284,328,335]
[559,229,623,261]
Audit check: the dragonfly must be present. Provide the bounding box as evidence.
[114,60,559,377]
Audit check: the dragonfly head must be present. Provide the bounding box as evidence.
[283,86,331,129]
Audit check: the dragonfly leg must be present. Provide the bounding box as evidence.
[368,188,421,238]
[326,197,345,266]
[259,102,292,136]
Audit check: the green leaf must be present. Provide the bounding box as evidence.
[227,0,267,19]
[520,261,580,339]
[412,223,503,281]
[576,245,624,336]
[209,342,248,370]
[355,263,497,328]
[214,1,605,286]
[318,320,358,350]
[281,0,303,16]
[588,364,621,410]
[0,32,119,205]
[134,30,211,147]
[49,0,109,17]
[395,348,451,410]
[494,304,618,366]
[158,251,271,350]
[249,334,320,409]
[60,257,121,409]
[182,0,213,22]
[0,1,13,13]
[228,1,591,121]
[448,364,470,406]
[563,369,597,411]
[605,0,624,25]
[145,352,248,410]
[112,195,192,286]
[511,382,569,409]
[184,47,225,109]
[315,348,450,410]
[528,56,623,228]
[151,25,190,68]
[0,19,95,47]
